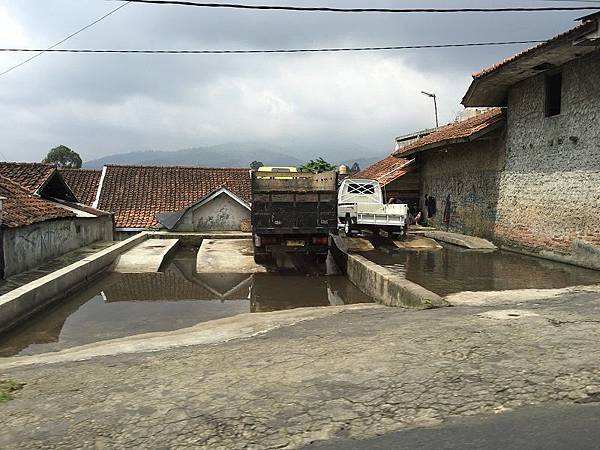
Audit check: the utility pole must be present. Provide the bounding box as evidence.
[421,91,439,128]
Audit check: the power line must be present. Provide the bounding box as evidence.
[117,0,600,13]
[0,40,546,55]
[0,2,130,78]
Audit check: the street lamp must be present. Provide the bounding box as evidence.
[421,91,439,128]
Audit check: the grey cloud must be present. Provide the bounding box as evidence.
[0,0,591,162]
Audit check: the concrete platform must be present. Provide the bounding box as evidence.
[114,239,180,273]
[422,231,497,250]
[337,236,375,253]
[196,239,267,273]
[393,235,443,251]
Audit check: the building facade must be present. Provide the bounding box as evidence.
[463,14,600,269]
[393,108,506,239]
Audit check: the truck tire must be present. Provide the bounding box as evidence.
[315,253,328,264]
[253,246,271,264]
[254,253,270,264]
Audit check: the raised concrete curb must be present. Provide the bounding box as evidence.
[331,235,448,310]
[422,231,497,250]
[0,233,148,335]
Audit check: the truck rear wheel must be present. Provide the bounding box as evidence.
[315,253,328,264]
[253,246,271,264]
[254,253,270,264]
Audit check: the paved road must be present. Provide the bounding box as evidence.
[306,403,600,450]
[2,289,600,448]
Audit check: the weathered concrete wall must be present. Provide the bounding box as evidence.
[0,233,146,336]
[496,50,600,270]
[176,194,250,231]
[419,139,505,240]
[3,216,114,277]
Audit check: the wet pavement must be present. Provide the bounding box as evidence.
[0,247,371,357]
[364,242,600,296]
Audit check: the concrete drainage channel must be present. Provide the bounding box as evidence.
[0,232,248,337]
[2,230,600,359]
[0,233,373,357]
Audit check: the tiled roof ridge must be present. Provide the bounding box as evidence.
[443,107,502,128]
[0,173,31,192]
[61,168,101,172]
[472,18,597,79]
[104,164,251,170]
[394,108,504,156]
[0,161,55,167]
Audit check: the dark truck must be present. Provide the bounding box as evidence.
[251,170,338,263]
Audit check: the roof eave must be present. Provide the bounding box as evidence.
[397,121,505,157]
[463,20,599,108]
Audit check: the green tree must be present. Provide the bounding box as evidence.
[300,157,337,174]
[43,145,82,169]
[250,161,264,170]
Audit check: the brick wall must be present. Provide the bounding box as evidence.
[495,50,600,269]
[419,139,505,240]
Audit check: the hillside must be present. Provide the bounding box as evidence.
[84,144,304,169]
[84,143,388,170]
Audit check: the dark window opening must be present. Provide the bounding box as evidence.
[545,72,562,117]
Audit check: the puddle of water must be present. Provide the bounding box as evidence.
[0,247,371,357]
[364,243,600,296]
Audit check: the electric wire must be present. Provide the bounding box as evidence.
[0,40,546,55]
[0,2,130,78]
[116,0,600,14]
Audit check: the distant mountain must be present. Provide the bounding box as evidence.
[84,143,304,169]
[83,142,389,170]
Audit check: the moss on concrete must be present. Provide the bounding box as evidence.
[0,379,24,403]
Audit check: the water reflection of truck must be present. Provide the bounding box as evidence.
[337,178,409,236]
[251,169,338,263]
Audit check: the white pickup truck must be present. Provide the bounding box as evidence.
[338,178,409,236]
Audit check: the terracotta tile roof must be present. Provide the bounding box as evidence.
[60,168,102,206]
[354,155,414,186]
[473,19,597,79]
[97,165,252,229]
[0,175,75,228]
[394,108,505,157]
[0,162,56,193]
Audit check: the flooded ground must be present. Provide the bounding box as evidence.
[365,242,600,296]
[0,247,371,357]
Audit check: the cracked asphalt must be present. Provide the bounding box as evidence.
[1,289,600,449]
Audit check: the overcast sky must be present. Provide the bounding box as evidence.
[0,0,591,162]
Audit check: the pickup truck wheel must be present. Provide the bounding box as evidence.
[344,219,355,235]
